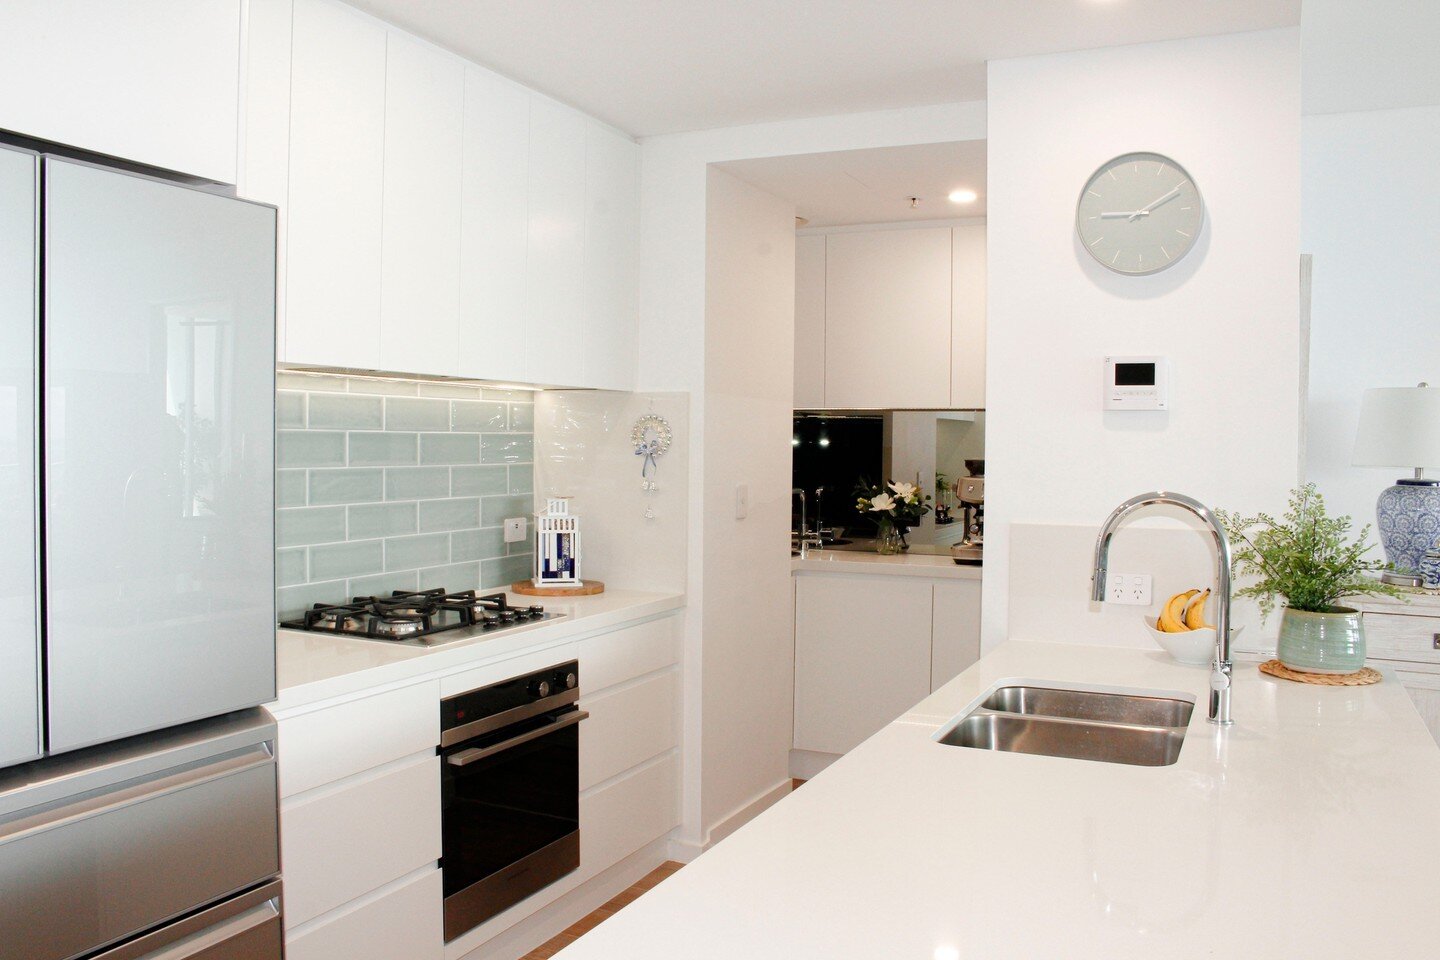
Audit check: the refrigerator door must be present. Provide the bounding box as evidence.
[0,145,41,769]
[43,159,277,753]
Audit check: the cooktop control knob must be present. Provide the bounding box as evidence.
[528,605,545,618]
[564,672,578,690]
[530,679,552,699]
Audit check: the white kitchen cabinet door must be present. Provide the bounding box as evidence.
[0,0,240,183]
[379,33,463,376]
[581,122,640,391]
[285,0,386,368]
[824,229,952,408]
[794,575,934,755]
[525,99,588,387]
[931,579,982,692]
[239,0,293,358]
[793,235,826,408]
[950,224,986,408]
[458,68,531,384]
[286,868,442,960]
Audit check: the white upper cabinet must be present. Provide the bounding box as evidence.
[0,0,241,183]
[458,68,531,384]
[284,0,386,368]
[824,228,953,409]
[525,100,588,387]
[379,34,464,375]
[793,235,826,408]
[951,224,987,408]
[581,123,640,391]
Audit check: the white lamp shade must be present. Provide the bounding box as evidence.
[1352,386,1440,468]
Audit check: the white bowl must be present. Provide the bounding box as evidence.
[1143,616,1244,665]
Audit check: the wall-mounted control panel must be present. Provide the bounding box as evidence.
[1104,356,1169,411]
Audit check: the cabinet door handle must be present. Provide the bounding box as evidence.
[1433,633,1439,651]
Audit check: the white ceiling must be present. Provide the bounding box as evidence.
[343,0,1299,137]
[1301,0,1440,114]
[718,141,988,226]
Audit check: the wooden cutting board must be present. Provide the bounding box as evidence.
[510,580,606,597]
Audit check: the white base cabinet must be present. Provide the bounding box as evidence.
[793,572,981,758]
[272,611,681,960]
[1351,593,1440,747]
[243,0,639,387]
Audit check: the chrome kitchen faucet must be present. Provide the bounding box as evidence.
[1091,491,1235,725]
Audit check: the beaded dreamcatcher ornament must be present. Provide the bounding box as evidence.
[631,413,672,519]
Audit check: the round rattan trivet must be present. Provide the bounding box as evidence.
[1258,659,1382,685]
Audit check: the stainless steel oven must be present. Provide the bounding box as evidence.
[439,660,587,942]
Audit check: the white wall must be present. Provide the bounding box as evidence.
[699,168,795,839]
[638,100,987,849]
[1302,106,1440,546]
[533,390,689,594]
[984,30,1303,651]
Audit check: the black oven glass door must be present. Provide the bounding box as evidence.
[441,707,582,936]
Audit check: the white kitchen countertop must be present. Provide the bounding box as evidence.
[553,639,1440,959]
[269,588,684,713]
[791,549,981,579]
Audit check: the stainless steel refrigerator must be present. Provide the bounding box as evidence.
[0,146,283,959]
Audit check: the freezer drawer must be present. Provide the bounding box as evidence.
[92,880,282,960]
[42,157,277,753]
[0,712,280,960]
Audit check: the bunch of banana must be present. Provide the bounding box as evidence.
[1157,588,1213,633]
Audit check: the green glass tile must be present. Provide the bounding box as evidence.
[277,391,305,428]
[276,506,346,547]
[309,468,383,505]
[481,434,533,464]
[507,464,533,495]
[418,382,481,399]
[418,562,481,592]
[385,466,450,500]
[452,527,506,562]
[482,554,532,590]
[451,401,507,432]
[421,434,480,465]
[309,540,383,581]
[277,548,307,587]
[277,371,346,392]
[508,403,534,432]
[480,494,532,527]
[348,502,417,539]
[308,394,383,430]
[278,431,345,468]
[277,580,348,620]
[386,398,450,432]
[350,432,418,467]
[384,533,451,571]
[418,498,480,532]
[348,570,419,597]
[276,469,307,507]
[348,378,417,397]
[452,465,508,497]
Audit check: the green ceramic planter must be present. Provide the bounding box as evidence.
[1277,606,1366,674]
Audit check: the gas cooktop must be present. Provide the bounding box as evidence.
[279,589,562,646]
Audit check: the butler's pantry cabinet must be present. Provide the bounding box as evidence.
[241,0,639,389]
[794,224,986,409]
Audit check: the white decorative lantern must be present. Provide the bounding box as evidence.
[533,497,582,587]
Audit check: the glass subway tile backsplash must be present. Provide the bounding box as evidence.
[275,371,536,619]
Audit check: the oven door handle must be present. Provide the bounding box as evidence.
[445,710,590,767]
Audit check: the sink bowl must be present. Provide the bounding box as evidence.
[938,713,1187,767]
[981,685,1193,728]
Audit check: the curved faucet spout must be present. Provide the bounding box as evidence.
[1091,491,1235,726]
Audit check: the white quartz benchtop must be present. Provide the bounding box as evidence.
[554,640,1440,960]
[791,550,981,579]
[270,589,684,712]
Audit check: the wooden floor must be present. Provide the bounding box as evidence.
[521,861,684,959]
[522,781,804,959]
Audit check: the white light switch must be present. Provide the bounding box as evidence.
[1105,573,1152,606]
[735,484,749,520]
[503,517,527,543]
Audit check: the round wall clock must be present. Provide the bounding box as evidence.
[1075,152,1204,275]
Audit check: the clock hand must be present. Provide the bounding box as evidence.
[1128,185,1182,221]
[1100,211,1145,218]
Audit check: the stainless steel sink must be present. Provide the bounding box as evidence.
[939,685,1193,767]
[981,685,1193,728]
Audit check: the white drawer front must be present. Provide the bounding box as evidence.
[278,681,439,797]
[287,868,443,960]
[580,616,679,694]
[282,754,442,927]
[1363,612,1440,665]
[579,669,678,791]
[581,752,679,877]
[438,642,579,698]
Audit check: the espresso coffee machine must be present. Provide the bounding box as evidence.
[952,460,984,564]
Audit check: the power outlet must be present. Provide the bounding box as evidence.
[1106,572,1153,606]
[503,517,527,543]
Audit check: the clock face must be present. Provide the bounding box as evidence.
[1075,153,1204,275]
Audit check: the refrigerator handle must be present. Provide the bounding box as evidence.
[0,744,273,846]
[89,879,282,960]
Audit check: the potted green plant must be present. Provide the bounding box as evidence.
[1217,485,1403,673]
[855,478,933,555]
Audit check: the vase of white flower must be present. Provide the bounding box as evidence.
[855,478,932,556]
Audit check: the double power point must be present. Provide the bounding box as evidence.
[1105,572,1153,606]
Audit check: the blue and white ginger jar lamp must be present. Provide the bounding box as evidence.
[1352,383,1440,584]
